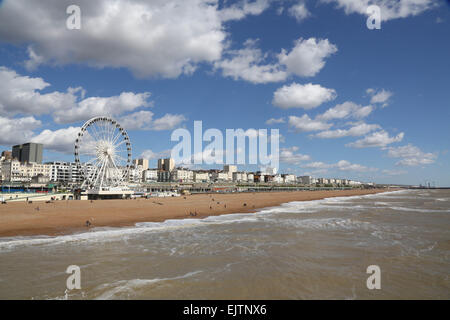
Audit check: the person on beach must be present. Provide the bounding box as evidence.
[85,220,91,227]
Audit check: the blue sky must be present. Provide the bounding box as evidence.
[0,0,449,186]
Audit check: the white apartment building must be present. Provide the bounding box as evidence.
[0,159,4,181]
[273,175,283,184]
[194,172,209,183]
[211,172,229,182]
[143,169,158,183]
[158,158,175,172]
[232,172,248,182]
[129,165,144,183]
[1,160,23,182]
[1,160,104,184]
[283,174,296,184]
[1,160,52,182]
[47,162,83,184]
[298,175,312,185]
[157,170,171,182]
[132,159,149,170]
[223,165,237,180]
[172,169,194,182]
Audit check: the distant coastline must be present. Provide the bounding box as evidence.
[0,188,396,238]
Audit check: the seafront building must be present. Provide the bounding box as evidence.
[12,142,43,164]
[158,158,175,172]
[194,171,210,183]
[223,165,237,180]
[211,171,229,182]
[0,143,369,188]
[1,160,51,183]
[143,169,158,183]
[283,174,296,184]
[232,172,248,182]
[171,168,194,183]
[132,158,149,170]
[47,161,82,184]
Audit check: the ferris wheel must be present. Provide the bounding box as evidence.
[74,116,132,190]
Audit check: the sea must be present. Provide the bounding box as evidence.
[0,189,449,300]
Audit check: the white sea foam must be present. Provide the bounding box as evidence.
[284,217,373,231]
[388,206,450,213]
[0,213,260,251]
[93,270,202,300]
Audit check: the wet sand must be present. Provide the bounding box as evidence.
[0,189,392,237]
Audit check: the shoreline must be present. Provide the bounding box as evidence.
[0,189,397,238]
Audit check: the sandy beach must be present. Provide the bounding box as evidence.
[0,189,392,237]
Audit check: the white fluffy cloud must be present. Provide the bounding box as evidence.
[313,123,380,138]
[219,0,271,21]
[140,149,172,161]
[151,114,187,131]
[273,83,337,109]
[0,67,78,116]
[279,146,311,164]
[303,159,376,172]
[0,0,230,78]
[31,126,81,154]
[0,0,334,82]
[0,67,186,132]
[120,110,185,131]
[322,0,437,21]
[0,116,42,145]
[303,161,332,169]
[288,115,332,132]
[0,67,154,123]
[346,130,404,148]
[0,66,186,152]
[217,37,337,84]
[335,159,376,172]
[387,144,437,166]
[266,117,285,125]
[289,1,311,22]
[215,39,288,84]
[278,38,337,77]
[117,111,155,131]
[367,88,393,107]
[54,92,152,124]
[317,101,373,120]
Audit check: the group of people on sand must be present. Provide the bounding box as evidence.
[189,211,198,217]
